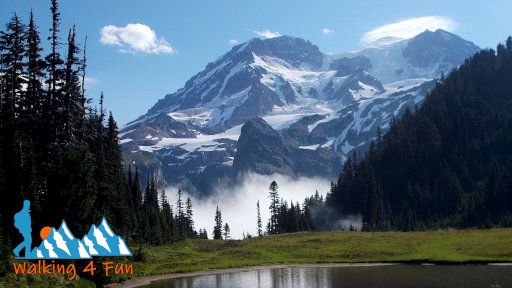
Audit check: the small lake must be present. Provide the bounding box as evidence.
[141,264,512,288]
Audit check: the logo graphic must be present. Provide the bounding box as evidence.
[13,200,132,259]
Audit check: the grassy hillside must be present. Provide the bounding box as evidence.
[131,228,512,276]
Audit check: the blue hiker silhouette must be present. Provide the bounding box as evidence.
[13,200,32,258]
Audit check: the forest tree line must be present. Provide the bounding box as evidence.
[0,0,128,250]
[0,1,213,275]
[264,180,313,235]
[319,39,512,231]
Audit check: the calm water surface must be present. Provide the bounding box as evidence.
[142,264,512,288]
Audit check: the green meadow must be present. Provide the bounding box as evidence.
[2,228,512,287]
[131,228,512,276]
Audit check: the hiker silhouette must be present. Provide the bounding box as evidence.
[13,200,32,258]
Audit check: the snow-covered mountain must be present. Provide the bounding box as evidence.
[119,29,479,194]
[30,218,131,259]
[336,29,481,84]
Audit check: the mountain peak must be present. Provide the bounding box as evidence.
[415,28,463,41]
[232,35,323,69]
[403,28,480,69]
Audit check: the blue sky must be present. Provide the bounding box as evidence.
[1,0,511,125]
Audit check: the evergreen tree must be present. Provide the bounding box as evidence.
[301,201,312,231]
[132,166,143,218]
[142,176,162,244]
[197,228,207,239]
[185,197,196,237]
[0,13,26,238]
[175,189,185,238]
[45,0,65,149]
[268,181,279,234]
[47,146,97,235]
[0,13,26,110]
[256,200,262,237]
[23,11,45,226]
[223,223,230,240]
[277,198,287,233]
[160,189,174,243]
[62,25,84,145]
[80,36,87,107]
[213,206,223,240]
[24,10,45,129]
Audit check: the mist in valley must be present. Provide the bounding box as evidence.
[165,172,331,239]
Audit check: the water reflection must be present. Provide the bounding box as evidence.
[143,265,512,288]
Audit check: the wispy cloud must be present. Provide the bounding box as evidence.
[253,29,281,39]
[84,76,98,87]
[361,16,458,45]
[228,39,240,46]
[100,23,175,55]
[322,28,334,36]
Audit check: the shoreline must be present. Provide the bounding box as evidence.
[108,262,512,288]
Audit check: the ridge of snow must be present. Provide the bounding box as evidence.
[168,109,212,126]
[300,144,320,150]
[119,129,135,138]
[139,124,242,153]
[119,138,133,144]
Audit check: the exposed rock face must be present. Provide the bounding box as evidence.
[233,117,342,178]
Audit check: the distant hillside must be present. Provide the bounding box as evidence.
[326,37,512,230]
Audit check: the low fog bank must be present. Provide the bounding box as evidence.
[334,214,363,231]
[165,172,330,239]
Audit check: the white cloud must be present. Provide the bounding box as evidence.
[361,16,458,45]
[165,172,331,239]
[229,39,240,46]
[100,23,175,55]
[253,29,281,39]
[322,28,333,36]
